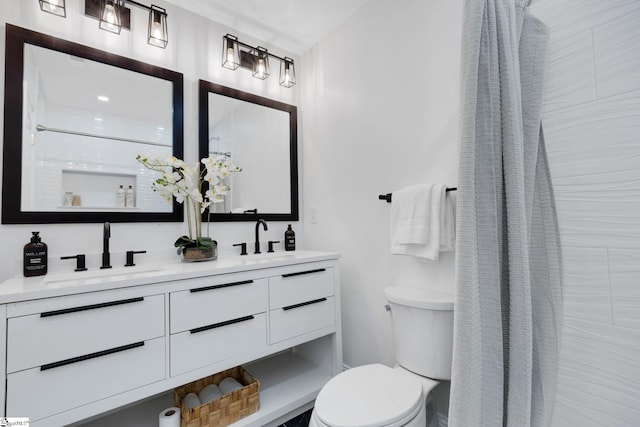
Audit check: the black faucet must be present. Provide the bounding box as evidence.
[101,222,112,269]
[254,219,268,254]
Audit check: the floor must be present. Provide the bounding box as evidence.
[279,408,313,427]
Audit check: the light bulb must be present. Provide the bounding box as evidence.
[257,59,265,76]
[226,47,235,64]
[151,21,162,39]
[104,5,116,24]
[48,0,60,11]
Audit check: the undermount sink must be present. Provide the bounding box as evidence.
[43,266,166,286]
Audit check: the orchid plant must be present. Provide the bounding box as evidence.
[136,154,242,250]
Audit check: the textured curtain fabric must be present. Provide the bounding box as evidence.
[448,0,562,426]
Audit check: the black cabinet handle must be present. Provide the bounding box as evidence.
[190,280,254,293]
[281,268,326,278]
[40,341,145,371]
[190,315,255,334]
[40,297,144,318]
[283,298,328,311]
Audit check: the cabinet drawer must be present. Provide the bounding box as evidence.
[269,296,335,344]
[170,313,267,376]
[7,336,165,422]
[7,294,164,373]
[170,277,267,334]
[269,267,334,309]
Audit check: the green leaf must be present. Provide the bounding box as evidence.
[174,235,196,248]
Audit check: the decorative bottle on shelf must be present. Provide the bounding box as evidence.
[284,224,296,251]
[125,185,135,207]
[24,231,48,277]
[117,185,125,208]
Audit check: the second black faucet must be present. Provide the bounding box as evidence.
[254,219,268,254]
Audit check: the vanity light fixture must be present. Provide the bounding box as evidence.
[147,5,168,48]
[279,57,296,88]
[221,34,296,88]
[222,34,241,70]
[82,0,169,48]
[252,47,270,80]
[99,0,124,34]
[39,0,66,17]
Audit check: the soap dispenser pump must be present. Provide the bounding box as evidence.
[284,224,296,251]
[24,231,48,277]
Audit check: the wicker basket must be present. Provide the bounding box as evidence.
[174,366,260,427]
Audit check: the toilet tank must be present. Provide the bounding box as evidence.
[384,287,454,380]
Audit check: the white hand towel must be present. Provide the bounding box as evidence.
[390,184,446,260]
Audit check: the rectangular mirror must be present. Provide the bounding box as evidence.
[2,24,184,224]
[199,80,298,222]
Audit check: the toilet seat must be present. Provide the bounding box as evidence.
[313,364,424,427]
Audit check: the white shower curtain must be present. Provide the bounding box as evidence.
[448,0,562,426]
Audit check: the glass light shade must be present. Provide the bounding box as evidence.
[252,47,270,80]
[39,0,66,17]
[279,57,296,88]
[222,35,240,70]
[99,0,123,34]
[148,5,168,48]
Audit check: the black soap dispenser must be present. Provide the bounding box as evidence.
[24,231,48,277]
[284,224,296,251]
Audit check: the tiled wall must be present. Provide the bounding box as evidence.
[531,0,640,425]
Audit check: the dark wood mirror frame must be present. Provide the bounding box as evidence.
[1,24,184,224]
[199,80,299,222]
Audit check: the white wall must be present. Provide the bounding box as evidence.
[0,0,301,280]
[531,0,640,425]
[302,0,463,370]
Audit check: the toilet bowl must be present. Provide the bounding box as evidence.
[310,287,453,427]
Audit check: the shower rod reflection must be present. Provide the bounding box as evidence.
[378,187,457,203]
[209,150,232,157]
[36,125,171,148]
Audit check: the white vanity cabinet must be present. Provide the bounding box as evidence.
[169,274,269,376]
[5,289,166,423]
[268,266,336,344]
[0,251,341,427]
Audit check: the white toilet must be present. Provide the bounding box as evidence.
[309,286,454,427]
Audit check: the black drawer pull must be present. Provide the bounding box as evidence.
[40,297,144,318]
[40,341,145,371]
[283,298,328,311]
[190,315,255,334]
[190,280,254,293]
[281,268,326,278]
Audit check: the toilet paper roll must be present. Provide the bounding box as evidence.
[159,407,180,427]
[182,392,202,410]
[219,377,243,395]
[199,384,223,404]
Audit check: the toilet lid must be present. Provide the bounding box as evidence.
[314,364,423,427]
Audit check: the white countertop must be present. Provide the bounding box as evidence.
[0,250,340,304]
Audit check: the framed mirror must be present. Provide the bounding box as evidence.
[2,24,184,224]
[199,80,298,222]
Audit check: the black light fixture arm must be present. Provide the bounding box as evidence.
[233,38,291,64]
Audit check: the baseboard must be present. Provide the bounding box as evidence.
[342,363,351,371]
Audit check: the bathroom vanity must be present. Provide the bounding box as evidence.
[0,250,342,427]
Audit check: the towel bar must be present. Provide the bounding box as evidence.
[378,188,457,203]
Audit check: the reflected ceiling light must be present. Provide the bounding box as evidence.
[39,0,66,17]
[82,0,169,48]
[97,95,110,102]
[221,34,296,88]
